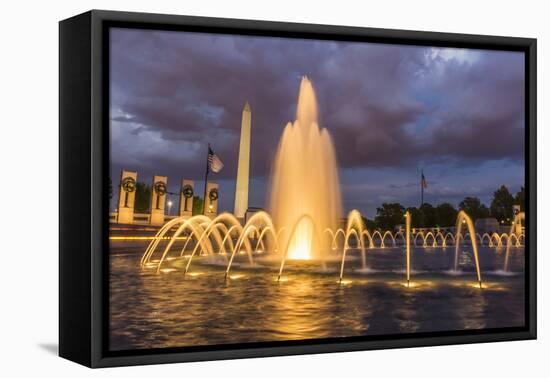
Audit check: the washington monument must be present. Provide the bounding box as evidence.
[234,101,252,219]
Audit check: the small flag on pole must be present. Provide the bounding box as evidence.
[421,172,428,189]
[207,146,224,173]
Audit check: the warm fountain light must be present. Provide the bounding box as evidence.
[287,217,314,260]
[405,211,411,287]
[270,77,342,261]
[454,210,482,288]
[504,211,525,272]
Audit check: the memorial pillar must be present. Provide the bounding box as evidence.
[117,170,137,224]
[150,175,167,225]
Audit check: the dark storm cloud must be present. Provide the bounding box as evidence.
[109,28,525,214]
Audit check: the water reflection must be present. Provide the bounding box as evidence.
[110,244,525,351]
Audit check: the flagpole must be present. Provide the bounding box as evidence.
[421,170,424,207]
[203,143,210,215]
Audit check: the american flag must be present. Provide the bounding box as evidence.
[421,171,428,189]
[208,146,224,173]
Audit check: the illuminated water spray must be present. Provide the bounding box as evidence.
[269,77,342,261]
[405,211,411,287]
[454,210,482,288]
[504,211,525,272]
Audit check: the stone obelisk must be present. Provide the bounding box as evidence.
[233,102,251,219]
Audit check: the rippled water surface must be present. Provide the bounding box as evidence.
[109,242,525,351]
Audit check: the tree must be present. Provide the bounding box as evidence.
[134,182,151,213]
[419,203,436,227]
[435,203,458,227]
[515,186,525,212]
[490,185,514,223]
[406,207,422,228]
[459,196,489,221]
[362,217,377,231]
[375,203,405,231]
[192,196,204,216]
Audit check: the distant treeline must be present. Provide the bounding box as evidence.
[365,185,524,231]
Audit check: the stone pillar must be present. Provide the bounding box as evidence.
[117,170,137,224]
[150,175,168,225]
[234,101,251,219]
[204,182,219,219]
[179,179,194,218]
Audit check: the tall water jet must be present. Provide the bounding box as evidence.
[504,211,525,272]
[270,77,342,261]
[405,211,411,287]
[454,210,482,288]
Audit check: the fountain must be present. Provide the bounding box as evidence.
[454,210,482,288]
[338,210,367,282]
[405,211,411,286]
[504,211,525,272]
[269,77,342,263]
[135,78,525,291]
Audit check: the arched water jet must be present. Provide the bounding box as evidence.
[481,233,493,247]
[182,223,229,273]
[444,233,455,246]
[475,233,483,246]
[141,215,210,267]
[382,231,397,247]
[338,229,361,282]
[338,210,368,282]
[324,228,335,248]
[218,224,240,256]
[176,213,248,274]
[362,230,374,248]
[492,232,503,247]
[372,231,384,248]
[414,232,425,247]
[346,210,367,268]
[504,212,525,272]
[331,228,346,250]
[454,211,482,288]
[224,211,278,277]
[277,214,322,281]
[255,226,278,254]
[157,219,210,273]
[435,232,446,247]
[424,232,436,248]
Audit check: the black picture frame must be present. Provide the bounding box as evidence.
[59,9,537,368]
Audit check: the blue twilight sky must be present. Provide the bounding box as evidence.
[109,28,525,219]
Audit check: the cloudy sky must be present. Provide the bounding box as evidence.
[109,27,525,218]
